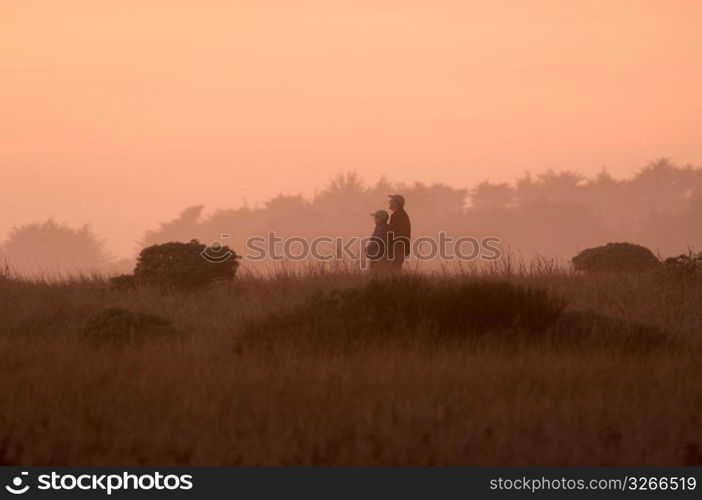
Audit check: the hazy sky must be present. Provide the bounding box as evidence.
[2,1,701,257]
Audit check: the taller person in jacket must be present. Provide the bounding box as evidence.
[388,194,411,271]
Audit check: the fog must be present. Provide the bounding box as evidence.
[2,1,701,271]
[5,159,702,275]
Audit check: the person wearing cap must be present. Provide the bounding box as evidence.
[388,194,411,270]
[366,209,391,273]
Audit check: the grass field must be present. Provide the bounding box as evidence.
[1,263,701,465]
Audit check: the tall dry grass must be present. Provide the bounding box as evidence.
[1,263,701,465]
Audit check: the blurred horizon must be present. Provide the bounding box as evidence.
[2,1,701,257]
[6,158,702,277]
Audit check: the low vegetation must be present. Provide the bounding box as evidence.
[250,276,565,345]
[80,307,173,343]
[0,264,700,465]
[664,251,702,275]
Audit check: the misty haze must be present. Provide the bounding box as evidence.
[4,159,702,276]
[2,0,702,473]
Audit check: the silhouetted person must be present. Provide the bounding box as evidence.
[366,210,391,274]
[388,194,411,271]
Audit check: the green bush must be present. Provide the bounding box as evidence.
[111,239,239,289]
[249,275,566,344]
[80,307,172,342]
[572,243,660,273]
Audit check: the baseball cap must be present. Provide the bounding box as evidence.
[370,209,389,221]
[388,194,405,205]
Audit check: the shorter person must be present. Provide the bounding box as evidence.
[366,210,391,274]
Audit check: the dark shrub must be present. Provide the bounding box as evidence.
[663,252,702,275]
[572,243,660,274]
[113,239,239,289]
[80,307,172,342]
[249,275,565,344]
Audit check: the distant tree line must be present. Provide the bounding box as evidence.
[3,158,701,275]
[142,158,702,261]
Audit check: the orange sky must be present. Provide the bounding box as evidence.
[2,0,701,257]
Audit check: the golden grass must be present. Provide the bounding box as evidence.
[1,265,701,465]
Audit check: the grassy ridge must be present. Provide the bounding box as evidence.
[0,267,700,465]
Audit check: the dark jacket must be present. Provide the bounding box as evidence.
[388,208,411,258]
[366,222,390,260]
